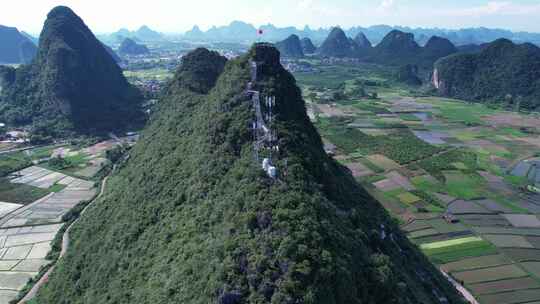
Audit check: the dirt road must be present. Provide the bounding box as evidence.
[440,268,479,304]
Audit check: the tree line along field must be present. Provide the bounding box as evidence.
[293,59,540,304]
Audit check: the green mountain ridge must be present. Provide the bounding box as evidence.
[0,6,144,138]
[434,38,540,110]
[0,25,37,64]
[32,44,464,304]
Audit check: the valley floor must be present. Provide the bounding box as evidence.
[293,60,540,304]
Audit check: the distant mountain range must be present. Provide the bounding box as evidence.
[0,25,37,64]
[8,21,540,47]
[179,21,540,46]
[98,25,164,44]
[279,28,456,71]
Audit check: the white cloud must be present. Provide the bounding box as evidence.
[377,0,396,13]
[444,1,540,17]
[380,0,395,9]
[298,0,313,10]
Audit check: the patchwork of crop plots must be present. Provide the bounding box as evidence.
[453,264,527,284]
[468,277,540,295]
[0,166,96,302]
[295,60,540,302]
[479,288,540,304]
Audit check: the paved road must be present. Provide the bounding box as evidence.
[18,173,111,303]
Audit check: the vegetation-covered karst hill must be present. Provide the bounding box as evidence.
[0,6,143,138]
[318,27,361,58]
[353,32,373,57]
[434,38,540,110]
[119,37,150,55]
[300,37,316,54]
[275,34,304,58]
[33,44,464,304]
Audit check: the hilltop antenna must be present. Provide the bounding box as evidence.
[247,59,279,179]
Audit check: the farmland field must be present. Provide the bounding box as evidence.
[453,264,527,284]
[502,248,540,262]
[441,254,510,272]
[0,152,31,177]
[421,237,497,264]
[474,227,540,236]
[521,262,540,278]
[294,60,540,301]
[479,288,540,304]
[469,277,540,295]
[483,234,535,248]
[0,139,123,303]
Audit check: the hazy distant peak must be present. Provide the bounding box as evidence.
[354,32,372,48]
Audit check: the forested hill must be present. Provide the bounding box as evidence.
[434,38,540,111]
[33,44,464,304]
[318,27,361,58]
[275,34,304,58]
[119,38,150,55]
[0,6,143,139]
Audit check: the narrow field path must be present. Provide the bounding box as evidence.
[18,172,112,303]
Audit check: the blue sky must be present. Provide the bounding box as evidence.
[3,0,540,34]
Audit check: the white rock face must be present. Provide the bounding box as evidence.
[432,68,441,89]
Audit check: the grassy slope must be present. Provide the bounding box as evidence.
[32,46,464,304]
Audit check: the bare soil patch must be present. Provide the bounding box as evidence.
[484,113,540,128]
